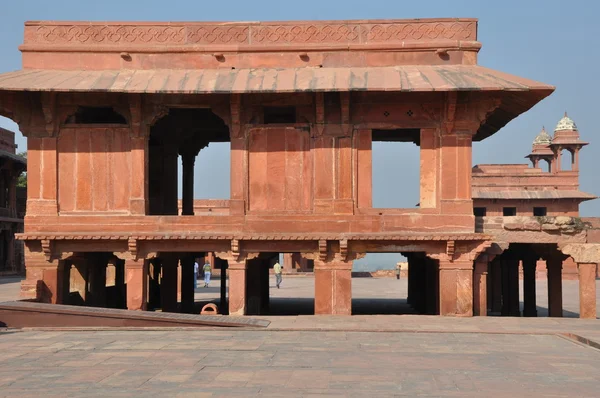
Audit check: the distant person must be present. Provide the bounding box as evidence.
[396,264,401,280]
[194,260,199,289]
[203,261,211,288]
[273,262,283,288]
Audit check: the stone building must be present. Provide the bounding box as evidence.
[0,128,26,275]
[0,18,597,318]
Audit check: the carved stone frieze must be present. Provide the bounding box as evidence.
[28,20,476,47]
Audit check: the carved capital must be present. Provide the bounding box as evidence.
[127,237,138,260]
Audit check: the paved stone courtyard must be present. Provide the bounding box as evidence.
[1,276,599,396]
[1,328,599,397]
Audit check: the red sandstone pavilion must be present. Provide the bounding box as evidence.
[0,18,597,318]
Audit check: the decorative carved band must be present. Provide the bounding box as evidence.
[27,20,477,47]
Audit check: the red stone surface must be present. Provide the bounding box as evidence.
[0,17,596,319]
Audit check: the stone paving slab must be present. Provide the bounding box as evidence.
[1,329,599,397]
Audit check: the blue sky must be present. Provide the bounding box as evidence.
[1,0,598,269]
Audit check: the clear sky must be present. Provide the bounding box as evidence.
[1,0,598,269]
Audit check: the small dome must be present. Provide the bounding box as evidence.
[554,112,578,132]
[533,126,552,145]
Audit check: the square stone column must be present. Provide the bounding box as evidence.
[283,253,294,272]
[228,260,247,316]
[473,259,488,316]
[23,252,66,304]
[522,257,538,317]
[547,258,563,317]
[180,255,195,314]
[161,256,179,313]
[438,260,473,317]
[87,258,107,308]
[125,259,148,311]
[490,259,502,313]
[578,263,597,319]
[314,259,352,315]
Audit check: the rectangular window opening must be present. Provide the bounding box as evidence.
[474,207,487,217]
[503,207,517,216]
[372,129,420,208]
[533,207,547,216]
[264,106,296,124]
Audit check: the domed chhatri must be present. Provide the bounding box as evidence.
[533,126,552,145]
[554,112,578,132]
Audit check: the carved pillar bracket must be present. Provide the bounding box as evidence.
[128,238,138,260]
[338,239,348,262]
[41,92,58,137]
[318,239,328,262]
[446,240,455,261]
[41,239,52,261]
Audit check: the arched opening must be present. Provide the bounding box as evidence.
[560,149,573,171]
[543,158,552,173]
[148,108,230,216]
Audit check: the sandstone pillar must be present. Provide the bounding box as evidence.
[114,259,126,309]
[147,259,161,310]
[406,254,414,305]
[59,260,71,305]
[181,153,195,216]
[87,257,107,307]
[314,259,352,315]
[547,258,563,317]
[228,260,247,316]
[125,259,148,311]
[162,145,179,215]
[161,256,179,313]
[522,256,538,317]
[180,255,195,313]
[246,257,270,315]
[438,260,473,317]
[129,136,148,215]
[501,256,520,316]
[283,253,293,272]
[473,259,488,316]
[424,257,439,315]
[70,261,87,305]
[22,252,67,304]
[578,263,597,319]
[490,259,502,313]
[220,259,228,315]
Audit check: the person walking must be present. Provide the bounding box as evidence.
[203,261,212,288]
[396,263,401,280]
[194,260,199,289]
[273,261,283,289]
